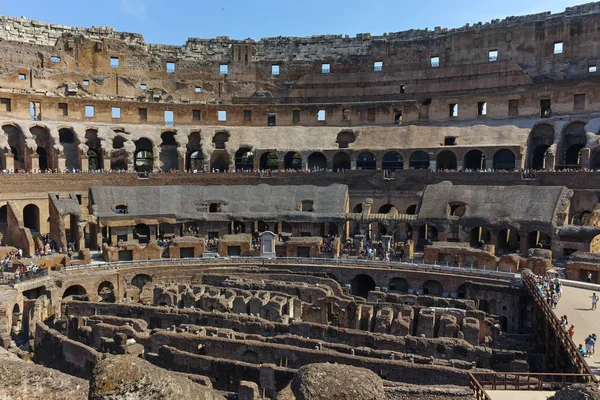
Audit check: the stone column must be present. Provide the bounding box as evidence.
[545,151,556,171]
[178,151,186,171]
[57,156,66,172]
[81,156,89,171]
[5,154,14,172]
[581,148,591,168]
[103,156,111,171]
[381,235,392,252]
[301,153,309,170]
[519,231,529,255]
[31,155,39,172]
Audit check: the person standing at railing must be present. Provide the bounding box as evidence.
[568,325,575,338]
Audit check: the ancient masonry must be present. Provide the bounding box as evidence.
[0,2,599,399]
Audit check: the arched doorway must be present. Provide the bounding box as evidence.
[284,152,302,170]
[436,150,457,170]
[59,128,79,170]
[333,152,351,171]
[187,151,204,171]
[422,280,443,296]
[63,285,87,299]
[406,205,417,215]
[36,147,48,171]
[493,149,516,170]
[134,224,150,244]
[470,227,491,247]
[382,151,403,171]
[560,122,587,168]
[307,152,327,170]
[409,151,429,169]
[85,129,102,170]
[389,277,409,293]
[259,152,279,170]
[235,148,254,171]
[2,124,27,170]
[23,204,40,232]
[527,231,551,250]
[497,228,520,253]
[30,126,54,170]
[210,152,230,172]
[463,150,484,170]
[87,149,100,171]
[98,281,116,303]
[132,274,152,289]
[350,274,376,298]
[111,136,128,171]
[528,124,554,170]
[160,131,178,172]
[134,138,154,172]
[356,152,376,170]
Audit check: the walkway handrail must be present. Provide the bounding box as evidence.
[60,256,517,281]
[469,371,593,393]
[522,270,598,383]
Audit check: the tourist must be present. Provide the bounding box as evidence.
[568,325,575,338]
[578,344,586,356]
[591,293,599,310]
[587,272,593,283]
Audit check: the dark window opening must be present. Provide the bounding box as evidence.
[208,202,221,213]
[400,85,405,94]
[541,99,552,118]
[444,136,457,146]
[477,101,487,116]
[367,108,376,122]
[342,109,350,120]
[574,94,585,110]
[394,109,402,125]
[0,98,11,112]
[449,103,458,117]
[192,110,201,121]
[115,205,129,214]
[508,100,519,117]
[58,102,68,116]
[139,108,147,120]
[244,110,252,121]
[292,110,300,123]
[267,113,276,126]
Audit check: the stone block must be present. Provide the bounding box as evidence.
[416,308,435,338]
[462,317,480,345]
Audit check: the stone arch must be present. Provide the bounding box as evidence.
[241,350,260,364]
[333,152,351,171]
[353,204,363,213]
[111,135,128,170]
[463,150,484,170]
[350,274,376,299]
[406,204,417,215]
[134,223,150,244]
[409,151,429,169]
[2,123,27,170]
[382,151,403,171]
[560,122,587,167]
[378,204,396,214]
[436,150,457,170]
[389,277,409,293]
[259,152,279,170]
[59,128,80,170]
[356,151,376,170]
[422,280,443,296]
[210,152,230,172]
[235,147,254,171]
[98,281,116,303]
[232,221,246,234]
[63,284,87,299]
[493,149,516,170]
[212,131,230,150]
[134,138,154,172]
[528,123,554,169]
[30,125,55,170]
[132,274,152,289]
[23,204,40,232]
[527,231,551,250]
[307,152,327,170]
[160,131,178,172]
[284,152,302,170]
[187,150,204,171]
[336,131,356,149]
[497,228,520,253]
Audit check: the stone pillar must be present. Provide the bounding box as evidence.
[103,157,111,171]
[581,148,591,168]
[81,156,89,171]
[545,151,555,171]
[31,155,39,172]
[153,146,161,172]
[485,157,494,170]
[178,151,186,171]
[519,231,528,255]
[5,154,14,172]
[350,157,357,170]
[57,156,66,172]
[362,198,373,215]
[301,153,309,170]
[381,235,392,252]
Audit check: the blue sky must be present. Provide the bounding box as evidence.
[0,0,586,44]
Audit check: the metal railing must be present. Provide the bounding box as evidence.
[60,256,517,281]
[522,270,598,382]
[469,371,593,393]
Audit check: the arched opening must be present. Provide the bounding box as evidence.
[235,147,254,171]
[406,205,417,215]
[497,228,520,253]
[527,231,551,250]
[160,131,178,172]
[422,280,443,296]
[307,152,327,170]
[560,122,587,168]
[389,277,409,293]
[188,151,204,171]
[210,152,230,172]
[23,204,40,233]
[448,202,467,217]
[59,128,79,170]
[378,204,396,214]
[259,152,279,170]
[232,221,246,234]
[409,151,429,169]
[353,204,363,213]
[87,149,100,171]
[572,210,592,226]
[2,124,26,170]
[463,150,484,171]
[493,149,516,170]
[336,131,356,149]
[30,126,54,170]
[382,151,403,171]
[528,124,554,170]
[470,227,491,247]
[212,131,230,150]
[98,281,116,303]
[134,138,154,172]
[333,152,351,171]
[134,223,150,244]
[284,152,302,170]
[63,285,87,299]
[132,274,152,290]
[350,274,376,299]
[111,136,128,170]
[11,304,21,336]
[356,152,376,170]
[36,147,48,171]
[456,284,466,299]
[436,150,457,170]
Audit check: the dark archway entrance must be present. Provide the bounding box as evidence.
[436,150,457,170]
[350,274,376,299]
[284,152,302,170]
[333,152,351,171]
[409,151,429,169]
[382,151,403,171]
[23,204,40,232]
[307,152,327,170]
[463,150,484,170]
[493,149,515,170]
